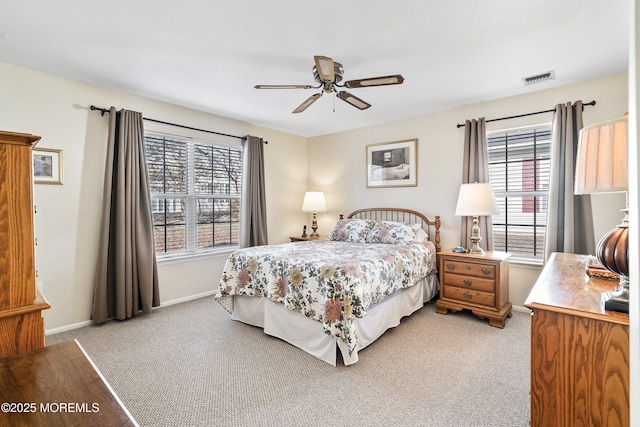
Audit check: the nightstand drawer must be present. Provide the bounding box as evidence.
[442,260,496,279]
[443,286,495,308]
[442,273,495,293]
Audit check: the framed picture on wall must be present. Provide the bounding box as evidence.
[366,138,417,187]
[33,148,63,185]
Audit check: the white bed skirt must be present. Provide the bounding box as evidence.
[229,272,439,366]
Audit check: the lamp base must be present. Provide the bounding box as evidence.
[595,209,629,313]
[468,215,484,254]
[310,213,319,239]
[468,242,484,255]
[602,286,629,313]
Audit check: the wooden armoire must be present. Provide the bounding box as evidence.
[0,130,50,357]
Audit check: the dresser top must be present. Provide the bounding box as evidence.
[524,252,629,324]
[0,339,137,425]
[438,250,511,262]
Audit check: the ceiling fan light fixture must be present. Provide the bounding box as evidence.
[337,91,371,110]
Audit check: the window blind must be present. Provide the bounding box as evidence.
[145,133,242,256]
[488,126,551,261]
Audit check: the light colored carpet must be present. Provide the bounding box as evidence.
[47,297,530,426]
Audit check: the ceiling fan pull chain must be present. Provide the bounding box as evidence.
[333,94,336,112]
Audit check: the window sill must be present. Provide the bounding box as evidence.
[508,257,543,269]
[156,247,237,265]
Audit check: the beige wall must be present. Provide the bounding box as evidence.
[0,61,308,331]
[308,72,629,308]
[0,59,628,331]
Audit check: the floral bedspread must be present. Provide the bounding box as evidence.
[216,240,437,354]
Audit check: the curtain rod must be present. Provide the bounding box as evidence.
[455,100,596,128]
[90,105,268,143]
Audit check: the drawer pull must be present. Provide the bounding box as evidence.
[463,292,473,300]
[481,268,492,276]
[464,265,471,271]
[463,279,472,287]
[446,263,456,271]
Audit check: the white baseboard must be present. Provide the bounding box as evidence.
[45,290,217,336]
[512,305,531,313]
[45,320,94,335]
[158,290,217,308]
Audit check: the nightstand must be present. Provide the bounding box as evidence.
[289,236,325,242]
[436,250,512,328]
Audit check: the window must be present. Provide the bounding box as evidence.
[145,132,242,258]
[487,125,551,262]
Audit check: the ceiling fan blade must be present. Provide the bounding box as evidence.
[292,92,323,114]
[344,74,405,89]
[337,91,371,110]
[254,84,314,89]
[314,56,335,82]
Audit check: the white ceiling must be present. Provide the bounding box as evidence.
[0,0,630,137]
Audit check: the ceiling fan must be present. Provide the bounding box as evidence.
[254,55,404,114]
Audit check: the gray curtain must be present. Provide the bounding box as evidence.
[544,101,595,261]
[240,135,268,248]
[461,118,494,251]
[92,107,160,323]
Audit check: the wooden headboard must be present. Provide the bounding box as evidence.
[343,208,441,253]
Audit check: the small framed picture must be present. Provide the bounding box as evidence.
[366,138,417,187]
[33,148,63,185]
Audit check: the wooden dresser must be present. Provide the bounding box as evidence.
[524,252,629,427]
[0,130,50,358]
[436,250,512,328]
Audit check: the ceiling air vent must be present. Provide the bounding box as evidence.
[522,70,556,86]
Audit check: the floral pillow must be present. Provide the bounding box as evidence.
[366,221,423,244]
[328,219,375,243]
[413,228,429,243]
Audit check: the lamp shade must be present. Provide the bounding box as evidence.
[575,117,628,194]
[455,183,500,216]
[301,191,327,212]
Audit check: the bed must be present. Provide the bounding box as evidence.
[215,208,441,365]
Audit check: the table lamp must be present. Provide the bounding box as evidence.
[455,182,500,255]
[301,191,327,238]
[574,115,629,312]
